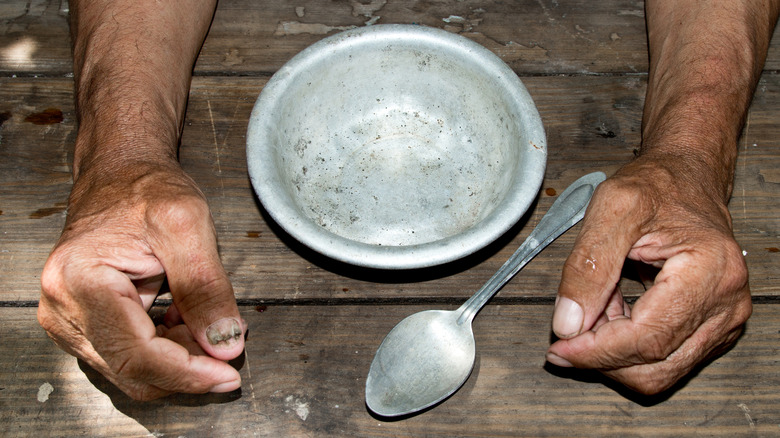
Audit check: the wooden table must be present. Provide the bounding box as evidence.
[2,1,779,436]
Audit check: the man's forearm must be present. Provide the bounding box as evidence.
[641,0,779,201]
[69,0,217,180]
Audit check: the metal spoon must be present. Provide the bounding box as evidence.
[365,171,606,417]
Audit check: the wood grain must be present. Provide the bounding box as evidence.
[1,305,778,437]
[2,1,780,435]
[2,75,778,301]
[2,0,780,76]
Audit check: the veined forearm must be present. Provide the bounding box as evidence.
[69,0,217,179]
[640,0,779,200]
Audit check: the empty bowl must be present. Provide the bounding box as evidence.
[247,24,546,269]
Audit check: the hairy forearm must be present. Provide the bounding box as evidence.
[69,0,217,180]
[641,0,779,201]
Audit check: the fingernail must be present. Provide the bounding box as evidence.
[210,379,241,393]
[553,297,584,338]
[206,318,243,347]
[546,353,573,368]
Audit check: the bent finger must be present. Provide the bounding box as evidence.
[601,318,745,395]
[592,287,630,332]
[75,266,241,399]
[126,336,241,395]
[147,196,246,361]
[554,179,648,338]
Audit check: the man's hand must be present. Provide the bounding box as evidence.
[38,0,228,400]
[546,157,751,394]
[545,0,778,395]
[39,161,246,400]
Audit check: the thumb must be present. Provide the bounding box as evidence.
[151,198,246,361]
[552,182,645,339]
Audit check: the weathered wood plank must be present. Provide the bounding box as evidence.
[3,2,779,436]
[0,78,74,301]
[1,304,778,436]
[0,0,72,74]
[2,74,779,301]
[2,0,779,76]
[198,0,652,75]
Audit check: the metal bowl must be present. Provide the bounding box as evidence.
[247,25,546,269]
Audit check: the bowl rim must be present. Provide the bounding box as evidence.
[246,24,546,270]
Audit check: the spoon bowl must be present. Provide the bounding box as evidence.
[365,310,475,415]
[366,172,606,417]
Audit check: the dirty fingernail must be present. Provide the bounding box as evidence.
[206,318,243,346]
[546,353,573,368]
[553,297,584,338]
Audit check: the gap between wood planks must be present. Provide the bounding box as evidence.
[3,295,780,308]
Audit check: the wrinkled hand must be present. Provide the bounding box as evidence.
[547,156,751,395]
[38,161,246,400]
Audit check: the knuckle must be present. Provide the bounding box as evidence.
[117,378,164,401]
[103,344,182,401]
[40,253,66,302]
[174,273,230,315]
[722,240,749,287]
[36,305,55,334]
[699,236,752,325]
[733,297,752,325]
[630,376,672,395]
[127,387,158,402]
[148,194,210,232]
[38,256,72,333]
[608,363,680,396]
[36,302,58,334]
[635,325,676,363]
[591,177,645,214]
[110,350,141,380]
[108,352,162,401]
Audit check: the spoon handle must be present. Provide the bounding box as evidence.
[456,171,606,325]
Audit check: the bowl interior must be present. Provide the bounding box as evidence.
[248,25,545,268]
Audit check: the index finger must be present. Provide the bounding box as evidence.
[549,256,705,370]
[118,326,243,396]
[146,195,246,361]
[554,178,648,338]
[76,266,242,399]
[598,317,744,395]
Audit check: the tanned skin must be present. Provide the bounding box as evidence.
[39,0,245,401]
[548,0,780,395]
[39,0,779,400]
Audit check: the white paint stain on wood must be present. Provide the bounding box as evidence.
[37,382,54,402]
[274,21,356,36]
[285,395,310,421]
[738,403,756,429]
